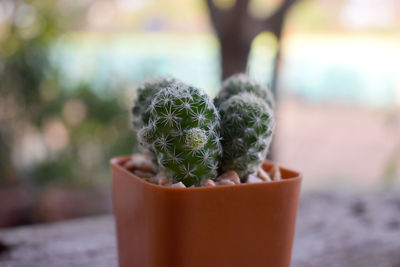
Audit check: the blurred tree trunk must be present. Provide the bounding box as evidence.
[206,0,298,159]
[206,0,297,88]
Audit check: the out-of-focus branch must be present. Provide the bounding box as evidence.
[207,0,298,40]
[206,0,251,38]
[244,0,298,40]
[206,0,225,35]
[206,0,299,79]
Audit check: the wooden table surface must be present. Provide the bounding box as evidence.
[1,193,400,267]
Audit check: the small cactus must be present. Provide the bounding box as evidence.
[131,77,176,162]
[131,77,175,130]
[214,73,275,110]
[219,92,274,180]
[138,82,221,187]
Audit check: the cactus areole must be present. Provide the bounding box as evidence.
[137,82,221,187]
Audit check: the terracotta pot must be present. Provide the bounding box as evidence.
[111,155,302,267]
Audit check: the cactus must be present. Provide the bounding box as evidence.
[214,73,275,110]
[131,77,175,130]
[138,82,221,187]
[219,92,274,180]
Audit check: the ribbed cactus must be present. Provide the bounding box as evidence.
[138,82,221,187]
[219,92,274,180]
[131,77,175,130]
[214,73,275,109]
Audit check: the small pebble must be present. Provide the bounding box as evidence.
[257,167,272,182]
[203,179,216,187]
[216,179,236,186]
[133,170,155,179]
[124,154,156,172]
[269,165,281,181]
[170,182,186,188]
[152,172,170,185]
[217,171,240,184]
[246,174,263,184]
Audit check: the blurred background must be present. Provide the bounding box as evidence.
[0,0,399,228]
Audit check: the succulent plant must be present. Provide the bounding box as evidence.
[218,92,274,180]
[214,73,275,110]
[138,82,221,187]
[131,77,175,130]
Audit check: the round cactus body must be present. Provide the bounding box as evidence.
[131,77,175,130]
[214,73,275,110]
[219,92,274,179]
[138,82,221,187]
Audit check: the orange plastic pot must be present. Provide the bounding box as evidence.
[111,155,302,267]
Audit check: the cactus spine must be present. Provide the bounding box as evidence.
[138,82,221,187]
[214,73,275,110]
[219,92,274,180]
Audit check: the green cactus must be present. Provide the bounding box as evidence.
[219,92,274,180]
[214,73,275,109]
[131,77,175,130]
[138,82,221,187]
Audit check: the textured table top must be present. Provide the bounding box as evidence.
[1,192,399,267]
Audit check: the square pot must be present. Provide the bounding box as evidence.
[111,155,302,267]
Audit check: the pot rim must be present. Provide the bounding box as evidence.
[110,155,302,192]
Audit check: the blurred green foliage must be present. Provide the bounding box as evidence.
[0,0,135,187]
